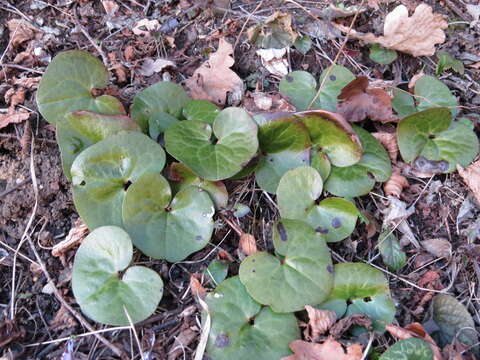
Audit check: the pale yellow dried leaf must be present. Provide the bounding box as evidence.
[333,4,447,56]
[186,38,244,105]
[421,238,452,259]
[457,160,480,205]
[239,233,257,255]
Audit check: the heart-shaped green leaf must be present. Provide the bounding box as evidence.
[415,75,458,116]
[279,66,355,111]
[317,262,395,332]
[71,132,166,229]
[37,50,125,124]
[204,259,229,286]
[427,294,478,349]
[392,88,416,118]
[205,276,299,360]
[258,116,311,153]
[72,226,163,325]
[379,338,433,360]
[130,81,190,133]
[277,166,358,242]
[122,173,214,262]
[255,149,310,193]
[324,125,392,197]
[165,107,259,180]
[378,230,406,271]
[183,99,220,125]
[298,110,363,167]
[239,219,333,312]
[168,162,228,209]
[369,44,398,65]
[397,108,479,172]
[57,111,140,179]
[310,150,331,181]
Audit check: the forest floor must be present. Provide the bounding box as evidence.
[1,0,480,359]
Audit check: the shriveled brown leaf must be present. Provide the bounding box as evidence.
[247,12,298,49]
[386,322,443,360]
[101,0,119,15]
[49,305,77,331]
[243,91,295,113]
[167,328,197,360]
[52,219,89,257]
[329,314,372,338]
[384,168,409,198]
[0,111,30,129]
[138,58,176,77]
[13,77,41,90]
[333,4,447,57]
[457,160,480,206]
[0,319,25,348]
[5,87,26,108]
[304,306,336,340]
[190,273,206,299]
[337,76,396,123]
[421,238,452,259]
[186,38,244,105]
[283,338,363,360]
[363,210,380,239]
[372,132,398,162]
[7,19,40,49]
[239,233,257,255]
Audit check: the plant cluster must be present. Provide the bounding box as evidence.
[36,50,479,358]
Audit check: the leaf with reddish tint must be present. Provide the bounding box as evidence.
[239,219,333,313]
[205,276,299,360]
[283,338,363,360]
[337,76,396,123]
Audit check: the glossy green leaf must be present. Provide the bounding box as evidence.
[183,99,220,125]
[122,173,214,262]
[71,132,166,229]
[57,111,140,179]
[255,149,310,193]
[165,107,259,180]
[310,150,331,181]
[204,259,229,286]
[72,226,163,325]
[369,44,397,65]
[300,111,363,167]
[318,262,395,332]
[168,162,228,209]
[378,230,406,271]
[258,117,311,153]
[379,338,433,360]
[325,126,391,197]
[428,294,478,349]
[149,112,179,141]
[415,75,458,116]
[205,276,299,360]
[130,81,190,133]
[392,88,416,118]
[276,167,358,242]
[37,50,125,124]
[239,219,333,313]
[397,108,479,172]
[279,66,355,111]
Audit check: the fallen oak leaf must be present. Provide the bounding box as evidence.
[186,38,244,105]
[384,167,409,198]
[457,160,480,205]
[304,306,336,340]
[333,4,447,57]
[337,76,396,123]
[283,338,363,360]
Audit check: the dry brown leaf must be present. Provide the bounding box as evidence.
[101,0,119,15]
[304,306,336,340]
[5,87,26,108]
[329,314,372,338]
[132,19,160,36]
[239,233,257,255]
[363,210,380,239]
[421,238,452,259]
[49,305,77,331]
[337,76,396,123]
[13,77,41,90]
[372,131,398,161]
[386,323,443,360]
[190,274,206,299]
[333,4,447,57]
[384,168,409,198]
[283,338,363,360]
[138,58,176,77]
[186,38,244,106]
[0,111,30,130]
[167,328,197,360]
[457,160,480,205]
[52,219,89,257]
[7,19,40,49]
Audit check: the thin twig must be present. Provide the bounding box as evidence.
[233,0,263,51]
[123,306,145,360]
[0,176,32,199]
[73,6,108,65]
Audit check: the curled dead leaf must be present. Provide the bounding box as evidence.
[337,76,396,123]
[420,238,452,259]
[247,12,298,49]
[457,160,480,206]
[329,314,372,338]
[132,19,160,36]
[168,328,197,360]
[384,168,409,198]
[256,48,288,77]
[372,131,398,162]
[0,111,30,130]
[333,4,447,57]
[190,273,207,299]
[239,233,257,255]
[7,19,40,49]
[408,72,425,91]
[283,338,363,360]
[186,38,244,106]
[305,306,336,340]
[52,219,89,257]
